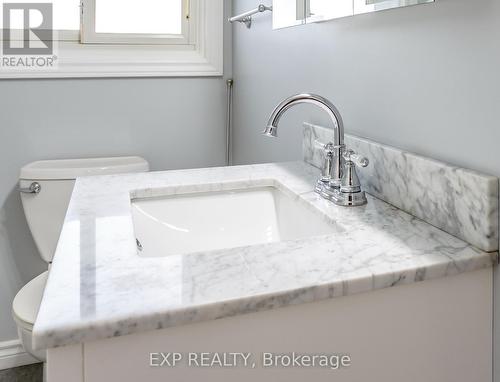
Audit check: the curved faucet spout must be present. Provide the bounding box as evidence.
[264,94,344,144]
[264,93,345,186]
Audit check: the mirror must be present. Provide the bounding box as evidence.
[273,0,434,29]
[272,0,306,29]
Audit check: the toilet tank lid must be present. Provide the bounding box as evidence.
[20,156,149,180]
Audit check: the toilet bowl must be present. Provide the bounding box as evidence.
[12,271,48,362]
[11,156,149,362]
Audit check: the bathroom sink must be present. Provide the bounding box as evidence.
[131,186,336,257]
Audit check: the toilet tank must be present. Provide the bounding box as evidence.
[19,157,149,263]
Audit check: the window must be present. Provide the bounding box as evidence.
[0,0,80,41]
[81,0,191,45]
[0,0,223,78]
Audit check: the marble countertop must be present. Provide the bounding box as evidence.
[33,162,497,350]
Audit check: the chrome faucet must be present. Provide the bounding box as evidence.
[264,93,369,206]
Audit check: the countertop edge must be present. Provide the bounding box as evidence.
[33,250,496,350]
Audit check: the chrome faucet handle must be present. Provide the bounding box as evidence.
[316,141,335,180]
[325,148,369,206]
[343,149,369,168]
[314,141,336,194]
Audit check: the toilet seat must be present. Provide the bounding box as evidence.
[12,271,48,330]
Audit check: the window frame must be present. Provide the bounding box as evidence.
[0,0,223,79]
[80,0,192,45]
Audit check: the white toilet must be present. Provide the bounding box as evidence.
[11,156,149,362]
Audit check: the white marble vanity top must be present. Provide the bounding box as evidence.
[33,162,497,350]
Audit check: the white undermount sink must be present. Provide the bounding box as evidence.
[131,186,336,257]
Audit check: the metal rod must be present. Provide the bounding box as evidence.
[228,4,272,28]
[225,79,234,166]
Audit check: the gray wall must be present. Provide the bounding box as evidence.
[0,78,226,342]
[231,0,499,378]
[0,2,232,344]
[232,0,499,176]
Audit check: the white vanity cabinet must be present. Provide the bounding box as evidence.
[47,269,492,382]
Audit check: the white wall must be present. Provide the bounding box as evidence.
[231,0,499,378]
[0,1,232,346]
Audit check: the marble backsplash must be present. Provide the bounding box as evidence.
[303,122,499,252]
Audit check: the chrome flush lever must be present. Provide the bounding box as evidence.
[19,182,41,194]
